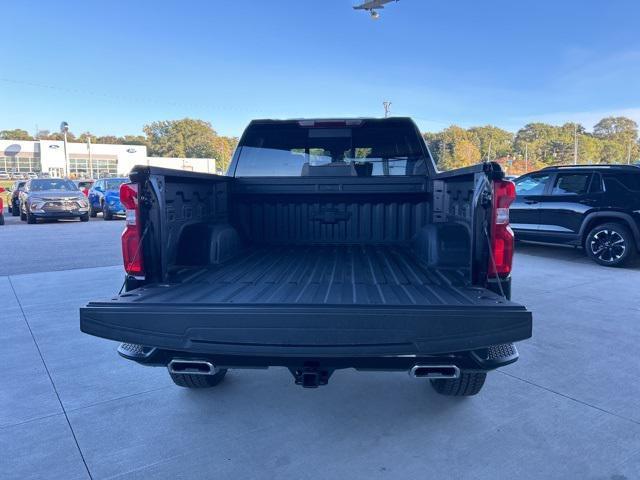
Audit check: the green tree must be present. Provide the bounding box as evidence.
[424,125,488,170]
[38,131,77,142]
[0,128,33,140]
[451,139,481,169]
[593,117,639,163]
[422,132,443,163]
[77,132,98,143]
[121,135,147,146]
[578,134,602,164]
[468,125,513,160]
[144,118,220,158]
[593,117,638,142]
[212,135,239,172]
[95,135,121,144]
[143,118,237,169]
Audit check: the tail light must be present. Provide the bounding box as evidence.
[120,182,144,276]
[488,179,516,277]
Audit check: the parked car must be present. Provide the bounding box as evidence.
[19,178,90,224]
[80,117,533,396]
[27,172,38,179]
[87,177,128,220]
[0,171,9,179]
[75,179,95,197]
[0,187,5,225]
[511,165,640,266]
[7,180,26,216]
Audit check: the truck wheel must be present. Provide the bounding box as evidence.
[26,209,36,224]
[585,222,636,267]
[430,372,486,396]
[89,203,97,218]
[80,214,89,222]
[12,202,20,216]
[20,205,26,221]
[169,369,228,388]
[103,205,113,221]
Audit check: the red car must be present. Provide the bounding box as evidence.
[0,187,5,225]
[76,179,95,197]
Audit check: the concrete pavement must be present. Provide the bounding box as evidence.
[1,222,640,479]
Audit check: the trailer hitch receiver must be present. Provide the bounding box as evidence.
[291,367,333,388]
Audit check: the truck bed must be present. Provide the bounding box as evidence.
[128,245,481,307]
[81,244,531,357]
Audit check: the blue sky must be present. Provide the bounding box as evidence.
[2,0,639,137]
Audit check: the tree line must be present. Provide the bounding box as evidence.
[0,119,239,172]
[2,116,638,174]
[423,116,639,174]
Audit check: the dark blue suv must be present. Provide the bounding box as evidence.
[88,177,128,220]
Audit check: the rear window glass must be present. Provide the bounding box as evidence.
[104,179,127,190]
[233,121,428,177]
[606,173,640,192]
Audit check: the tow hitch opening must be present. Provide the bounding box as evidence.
[290,366,334,388]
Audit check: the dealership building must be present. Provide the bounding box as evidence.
[0,139,217,178]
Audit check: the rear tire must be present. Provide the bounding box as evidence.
[80,214,89,222]
[103,203,113,220]
[585,222,636,267]
[20,204,26,221]
[169,369,228,389]
[89,203,97,217]
[12,201,20,216]
[26,209,36,224]
[430,372,486,396]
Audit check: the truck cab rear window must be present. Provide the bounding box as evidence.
[233,122,428,177]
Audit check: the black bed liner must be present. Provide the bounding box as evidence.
[122,245,482,307]
[80,245,531,357]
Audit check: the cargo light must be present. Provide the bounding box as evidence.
[120,182,144,276]
[488,179,516,277]
[297,119,363,128]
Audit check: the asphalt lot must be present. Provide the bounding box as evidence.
[0,214,123,275]
[1,214,640,479]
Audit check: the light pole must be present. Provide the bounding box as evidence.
[60,121,70,177]
[383,101,392,118]
[573,123,578,165]
[87,137,93,178]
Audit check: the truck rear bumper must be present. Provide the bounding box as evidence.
[116,341,521,373]
[80,302,532,358]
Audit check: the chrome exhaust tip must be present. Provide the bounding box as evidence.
[168,359,218,376]
[409,365,460,379]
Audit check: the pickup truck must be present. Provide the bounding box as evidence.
[80,118,532,396]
